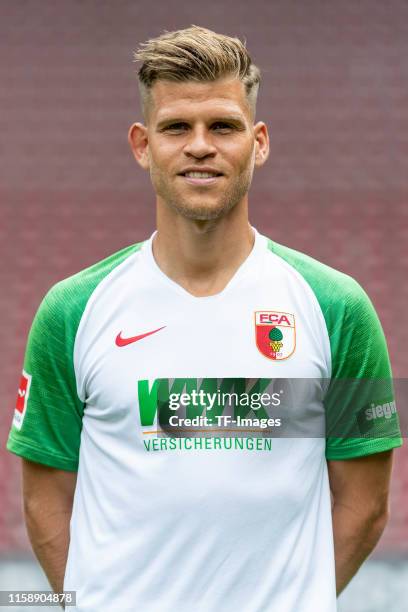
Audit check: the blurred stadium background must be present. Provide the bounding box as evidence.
[0,1,407,610]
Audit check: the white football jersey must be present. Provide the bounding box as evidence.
[7,228,401,611]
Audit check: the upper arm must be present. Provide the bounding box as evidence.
[6,286,85,471]
[323,278,402,460]
[327,450,394,517]
[22,458,77,513]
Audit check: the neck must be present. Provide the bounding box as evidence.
[152,198,254,297]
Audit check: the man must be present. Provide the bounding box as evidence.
[7,25,402,612]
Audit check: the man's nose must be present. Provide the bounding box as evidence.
[183,127,216,158]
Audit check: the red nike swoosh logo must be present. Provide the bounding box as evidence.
[116,326,166,347]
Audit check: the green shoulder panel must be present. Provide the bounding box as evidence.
[268,240,402,459]
[7,242,143,471]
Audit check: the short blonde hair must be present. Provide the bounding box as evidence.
[133,25,261,120]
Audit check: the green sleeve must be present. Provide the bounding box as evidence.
[269,240,403,459]
[6,283,85,471]
[322,278,402,459]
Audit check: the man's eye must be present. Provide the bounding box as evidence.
[163,123,188,132]
[212,123,234,132]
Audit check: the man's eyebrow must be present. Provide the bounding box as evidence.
[211,115,246,125]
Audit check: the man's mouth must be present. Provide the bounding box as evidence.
[183,171,222,178]
[179,170,223,185]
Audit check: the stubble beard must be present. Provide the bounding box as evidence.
[152,166,254,221]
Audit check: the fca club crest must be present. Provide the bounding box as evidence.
[255,311,296,361]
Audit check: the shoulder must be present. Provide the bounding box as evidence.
[30,242,144,340]
[268,239,364,304]
[39,242,143,319]
[267,238,377,325]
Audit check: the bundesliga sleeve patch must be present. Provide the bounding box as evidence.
[13,370,32,430]
[255,311,296,360]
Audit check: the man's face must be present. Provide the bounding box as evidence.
[129,77,269,221]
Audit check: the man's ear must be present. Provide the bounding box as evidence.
[128,123,150,170]
[253,122,269,168]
